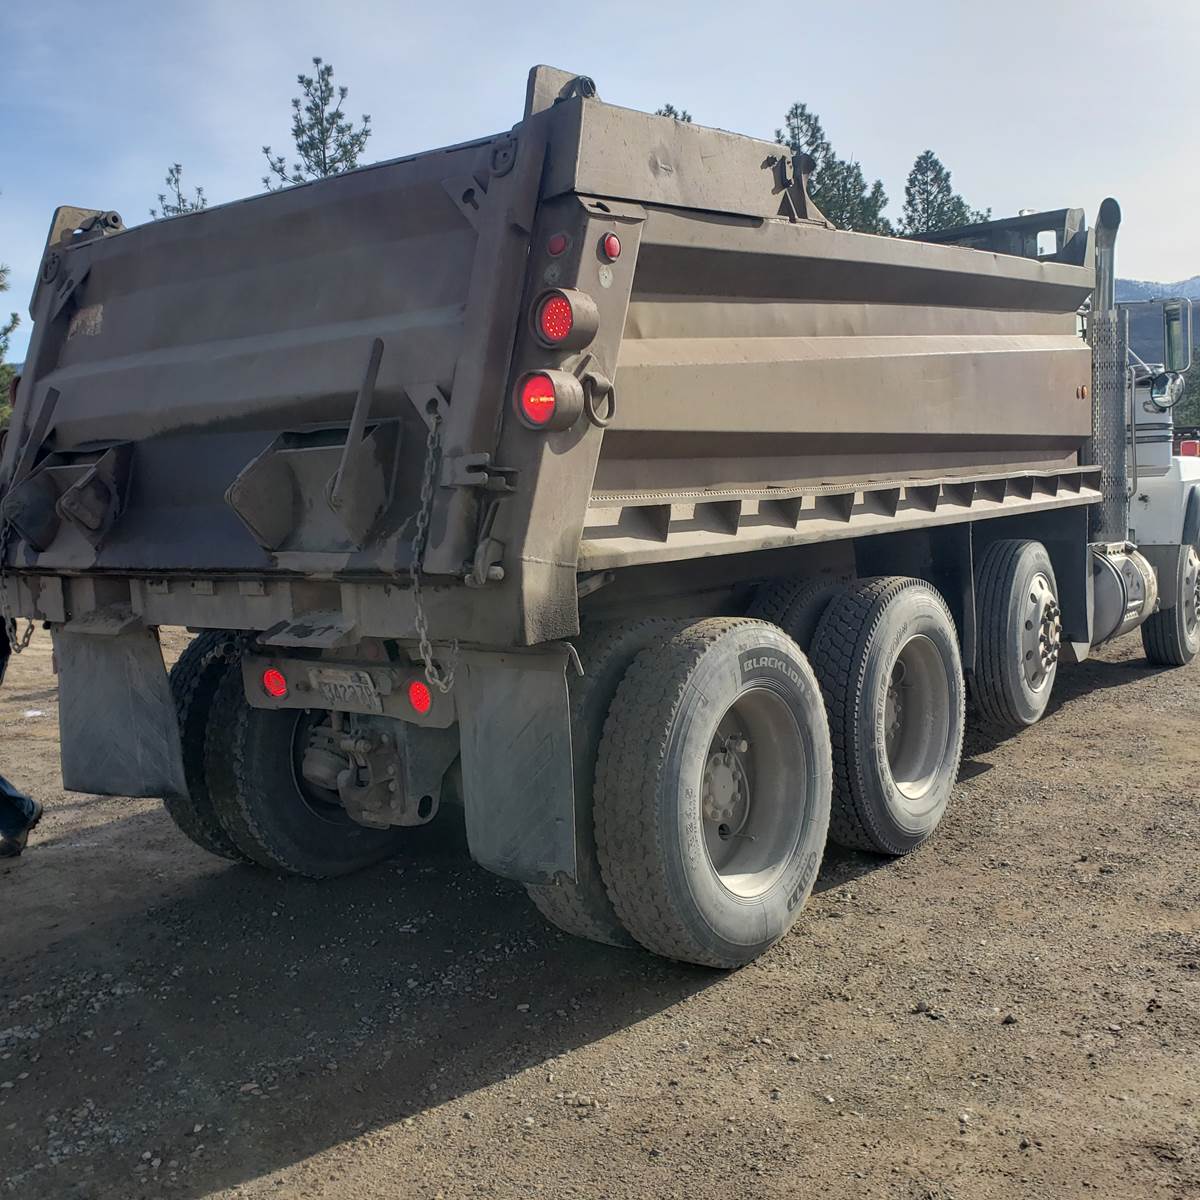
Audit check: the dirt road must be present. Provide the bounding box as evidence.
[1,627,1198,1199]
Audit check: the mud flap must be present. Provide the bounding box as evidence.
[455,647,576,885]
[53,616,187,799]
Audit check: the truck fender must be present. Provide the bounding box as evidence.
[1182,484,1200,549]
[454,645,577,886]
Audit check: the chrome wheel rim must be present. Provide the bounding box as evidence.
[885,634,952,808]
[1020,572,1060,693]
[700,688,806,899]
[1184,547,1200,637]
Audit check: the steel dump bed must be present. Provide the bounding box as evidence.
[2,65,1099,651]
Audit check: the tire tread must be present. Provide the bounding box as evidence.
[164,631,248,861]
[526,618,684,948]
[809,576,963,853]
[594,618,793,968]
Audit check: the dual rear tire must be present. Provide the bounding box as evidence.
[809,578,966,855]
[558,581,968,965]
[164,635,405,877]
[592,619,832,968]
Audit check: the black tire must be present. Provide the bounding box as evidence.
[974,540,1061,729]
[164,631,249,862]
[205,667,406,878]
[810,577,965,855]
[747,576,849,652]
[594,618,831,969]
[1142,544,1200,667]
[526,619,681,949]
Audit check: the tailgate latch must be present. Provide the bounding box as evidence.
[440,452,517,493]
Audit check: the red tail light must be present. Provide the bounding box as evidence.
[513,369,586,432]
[519,373,558,427]
[1181,440,1200,457]
[262,667,288,698]
[537,294,574,343]
[530,288,599,351]
[407,679,432,715]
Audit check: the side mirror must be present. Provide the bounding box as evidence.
[1163,300,1192,373]
[1149,372,1185,411]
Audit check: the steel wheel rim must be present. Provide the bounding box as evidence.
[1184,547,1200,637]
[1020,571,1060,693]
[700,687,806,900]
[884,634,952,809]
[288,710,352,825]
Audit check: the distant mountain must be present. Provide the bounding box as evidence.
[1116,276,1200,302]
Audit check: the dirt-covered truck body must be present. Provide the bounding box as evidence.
[3,67,1196,968]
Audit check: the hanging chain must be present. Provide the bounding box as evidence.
[409,410,458,694]
[0,515,35,656]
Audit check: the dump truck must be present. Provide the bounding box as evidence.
[2,66,1197,968]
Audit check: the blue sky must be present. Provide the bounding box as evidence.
[2,0,1197,362]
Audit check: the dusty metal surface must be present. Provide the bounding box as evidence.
[1,64,1099,649]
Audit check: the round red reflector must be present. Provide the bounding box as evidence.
[547,232,568,256]
[261,667,288,699]
[601,232,621,261]
[519,373,557,427]
[537,294,574,343]
[407,679,432,715]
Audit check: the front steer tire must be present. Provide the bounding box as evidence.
[594,618,832,969]
[810,577,965,856]
[205,667,406,878]
[164,631,249,862]
[1142,543,1200,667]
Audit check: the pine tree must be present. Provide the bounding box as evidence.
[1178,348,1200,429]
[656,104,693,122]
[775,102,891,234]
[0,260,18,430]
[262,57,372,189]
[150,163,207,219]
[900,150,989,235]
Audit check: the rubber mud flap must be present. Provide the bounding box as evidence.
[53,626,187,799]
[456,649,575,885]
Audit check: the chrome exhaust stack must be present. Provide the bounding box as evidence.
[1088,198,1129,543]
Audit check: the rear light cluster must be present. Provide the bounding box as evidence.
[259,666,436,717]
[516,233,623,434]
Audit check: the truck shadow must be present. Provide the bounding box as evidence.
[961,651,1171,762]
[2,799,894,1198]
[4,811,719,1198]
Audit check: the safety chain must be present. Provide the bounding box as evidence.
[409,410,458,694]
[0,515,35,657]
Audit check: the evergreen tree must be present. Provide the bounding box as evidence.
[0,260,18,430]
[775,102,891,234]
[263,57,372,189]
[656,103,693,122]
[150,163,207,219]
[1178,348,1200,429]
[900,150,989,235]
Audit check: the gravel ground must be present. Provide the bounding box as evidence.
[1,626,1198,1199]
